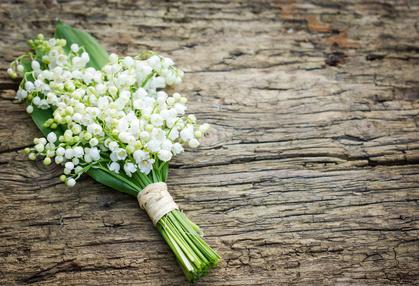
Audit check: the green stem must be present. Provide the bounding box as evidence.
[156,210,221,282]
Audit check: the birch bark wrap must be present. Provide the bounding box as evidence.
[137,182,178,225]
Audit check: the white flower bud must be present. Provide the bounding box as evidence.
[55,156,64,164]
[172,143,184,155]
[66,178,76,187]
[64,148,74,159]
[72,158,80,165]
[109,53,119,64]
[65,161,74,171]
[194,130,203,139]
[56,147,65,156]
[187,114,196,123]
[89,138,99,146]
[25,81,34,91]
[31,60,40,71]
[166,97,176,106]
[71,43,79,53]
[199,123,210,133]
[43,157,52,165]
[26,105,34,114]
[188,138,200,148]
[180,125,194,141]
[173,92,181,100]
[35,144,44,153]
[75,166,83,174]
[150,114,163,127]
[158,150,172,162]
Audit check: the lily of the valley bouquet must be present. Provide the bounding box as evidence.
[7,22,220,282]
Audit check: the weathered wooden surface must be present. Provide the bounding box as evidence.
[1,0,419,285]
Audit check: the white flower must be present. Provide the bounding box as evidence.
[166,97,175,106]
[123,162,137,177]
[110,152,118,162]
[109,53,118,64]
[108,141,119,151]
[172,143,184,155]
[180,125,194,141]
[119,131,135,144]
[32,96,41,106]
[133,150,149,164]
[89,147,101,161]
[115,148,127,160]
[87,123,103,136]
[73,146,84,158]
[158,150,172,162]
[188,138,200,148]
[161,140,172,151]
[147,55,161,69]
[123,56,134,67]
[65,148,74,159]
[168,129,179,140]
[147,139,161,152]
[138,158,154,174]
[150,114,164,127]
[174,103,186,115]
[47,132,57,143]
[109,162,120,173]
[140,131,150,141]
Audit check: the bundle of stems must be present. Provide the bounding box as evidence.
[130,165,220,281]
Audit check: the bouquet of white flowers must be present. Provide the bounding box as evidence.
[8,22,220,282]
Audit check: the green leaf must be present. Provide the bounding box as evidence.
[54,21,109,69]
[88,167,139,197]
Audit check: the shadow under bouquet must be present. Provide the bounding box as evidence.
[7,22,220,282]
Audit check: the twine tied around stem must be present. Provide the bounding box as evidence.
[137,182,179,225]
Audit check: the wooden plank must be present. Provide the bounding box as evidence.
[0,0,418,285]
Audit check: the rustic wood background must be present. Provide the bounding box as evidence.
[1,0,419,285]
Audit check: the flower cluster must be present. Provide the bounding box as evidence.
[9,34,209,187]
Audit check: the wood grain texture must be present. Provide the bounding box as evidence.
[1,0,419,285]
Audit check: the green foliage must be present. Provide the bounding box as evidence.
[55,21,109,70]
